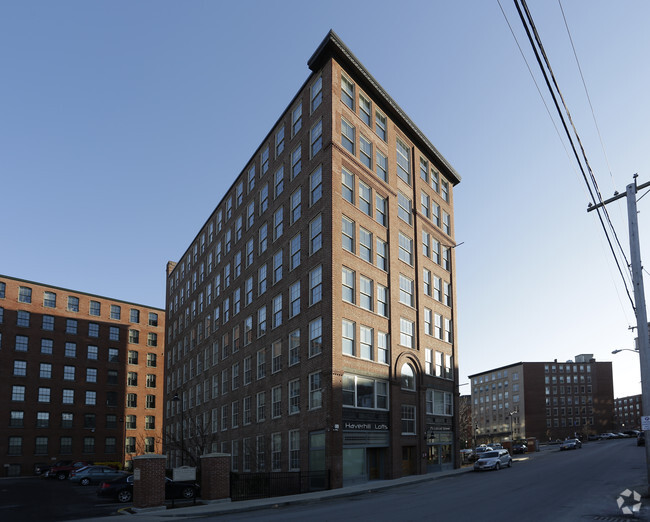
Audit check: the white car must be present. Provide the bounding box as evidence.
[473,449,512,471]
[559,438,582,450]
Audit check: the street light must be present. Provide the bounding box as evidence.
[612,349,640,355]
[171,394,183,466]
[508,410,518,441]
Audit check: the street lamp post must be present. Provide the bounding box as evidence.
[172,394,183,466]
[508,410,518,441]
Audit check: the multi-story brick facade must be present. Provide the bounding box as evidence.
[164,31,461,488]
[0,275,165,476]
[614,394,642,431]
[470,355,614,443]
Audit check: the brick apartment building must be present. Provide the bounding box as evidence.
[469,355,614,444]
[0,275,165,476]
[163,31,461,488]
[614,394,642,431]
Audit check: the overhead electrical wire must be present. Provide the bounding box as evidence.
[512,0,636,311]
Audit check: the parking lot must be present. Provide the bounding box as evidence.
[0,476,125,521]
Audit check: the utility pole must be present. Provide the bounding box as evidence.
[588,174,650,491]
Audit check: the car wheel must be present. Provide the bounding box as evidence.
[181,487,195,499]
[57,472,67,481]
[507,459,512,468]
[117,489,132,503]
[495,462,501,470]
[80,478,90,486]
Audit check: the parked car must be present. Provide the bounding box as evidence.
[97,474,200,503]
[468,446,493,462]
[473,449,512,471]
[34,462,52,476]
[512,443,527,454]
[45,461,91,480]
[587,434,600,441]
[638,432,645,446]
[623,430,640,438]
[69,465,127,486]
[559,438,582,451]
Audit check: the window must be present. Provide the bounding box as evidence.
[289,282,300,318]
[377,331,389,364]
[12,385,25,401]
[148,312,158,326]
[11,411,24,427]
[400,318,414,348]
[8,437,22,456]
[291,146,301,179]
[13,360,27,376]
[272,340,282,373]
[64,342,76,357]
[359,94,371,125]
[342,319,355,356]
[399,275,414,306]
[85,391,96,405]
[260,184,269,214]
[398,192,412,225]
[360,325,373,360]
[15,335,28,351]
[310,165,322,205]
[341,119,355,154]
[273,249,283,284]
[87,345,98,360]
[360,276,373,311]
[18,286,32,303]
[431,168,439,192]
[40,362,52,379]
[376,150,388,182]
[359,136,373,169]
[342,216,355,253]
[42,291,56,308]
[441,179,450,202]
[396,139,411,184]
[309,318,322,357]
[342,267,355,304]
[62,389,74,404]
[128,350,138,364]
[146,374,156,388]
[398,233,413,265]
[376,284,389,318]
[373,108,387,139]
[17,310,30,327]
[342,168,354,204]
[41,338,53,354]
[272,294,282,329]
[309,265,322,305]
[374,239,387,272]
[0,281,4,298]
[401,405,416,434]
[289,329,300,366]
[42,315,54,331]
[110,304,121,320]
[290,189,301,224]
[423,269,432,296]
[66,319,77,334]
[86,367,97,383]
[146,395,156,409]
[83,437,95,454]
[310,215,322,254]
[341,75,355,109]
[127,371,137,386]
[257,306,267,337]
[311,119,323,157]
[432,202,440,227]
[426,389,453,416]
[292,103,302,136]
[421,191,430,218]
[309,372,322,410]
[342,374,389,409]
[272,433,282,471]
[261,145,270,175]
[311,76,322,112]
[147,333,158,347]
[275,126,285,156]
[128,329,139,344]
[289,379,300,415]
[256,391,266,422]
[109,327,119,341]
[424,308,432,336]
[443,211,451,235]
[443,281,452,306]
[274,166,284,198]
[401,363,416,390]
[375,194,387,226]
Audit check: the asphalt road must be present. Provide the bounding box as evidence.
[209,439,648,522]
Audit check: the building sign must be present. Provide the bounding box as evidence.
[173,466,196,481]
[343,421,389,431]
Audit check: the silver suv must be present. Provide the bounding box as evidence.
[473,449,512,471]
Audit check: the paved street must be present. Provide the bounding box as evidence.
[205,439,649,522]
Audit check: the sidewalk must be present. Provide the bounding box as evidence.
[75,464,481,522]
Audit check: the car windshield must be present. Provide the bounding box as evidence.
[481,451,499,458]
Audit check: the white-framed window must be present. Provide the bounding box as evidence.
[426,389,453,416]
[310,166,322,205]
[401,405,416,434]
[274,166,284,198]
[261,145,270,175]
[310,119,323,157]
[376,284,389,318]
[376,238,388,270]
[292,102,302,136]
[375,111,387,141]
[309,265,322,305]
[359,276,373,311]
[291,146,301,179]
[289,281,300,318]
[375,194,387,226]
[342,267,355,304]
[398,192,412,225]
[309,317,323,357]
[424,308,432,336]
[290,189,301,224]
[399,274,414,306]
[289,379,300,415]
[398,233,413,265]
[360,135,372,168]
[342,168,354,204]
[275,126,285,157]
[311,75,322,112]
[396,138,410,184]
[341,75,355,110]
[342,374,388,409]
[309,372,322,410]
[342,216,355,253]
[309,214,322,254]
[290,234,301,271]
[289,329,300,366]
[272,294,282,329]
[341,118,355,154]
[359,227,372,263]
[400,318,414,348]
[376,150,388,182]
[360,325,373,360]
[342,319,355,356]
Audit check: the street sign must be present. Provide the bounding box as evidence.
[642,416,650,431]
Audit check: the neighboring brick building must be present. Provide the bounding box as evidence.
[0,275,165,476]
[164,31,461,488]
[614,394,642,431]
[469,355,615,443]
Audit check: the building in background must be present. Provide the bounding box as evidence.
[0,275,164,476]
[163,30,461,489]
[469,355,614,443]
[614,394,642,431]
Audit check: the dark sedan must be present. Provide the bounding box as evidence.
[97,474,200,503]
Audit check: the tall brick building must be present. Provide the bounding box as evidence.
[614,394,642,431]
[469,355,615,443]
[164,31,460,488]
[0,275,165,476]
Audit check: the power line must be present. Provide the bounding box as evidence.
[513,0,636,311]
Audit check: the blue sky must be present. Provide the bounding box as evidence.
[2,1,649,399]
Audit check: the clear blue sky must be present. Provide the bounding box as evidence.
[2,1,649,398]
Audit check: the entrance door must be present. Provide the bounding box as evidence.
[401,446,416,476]
[367,448,384,480]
